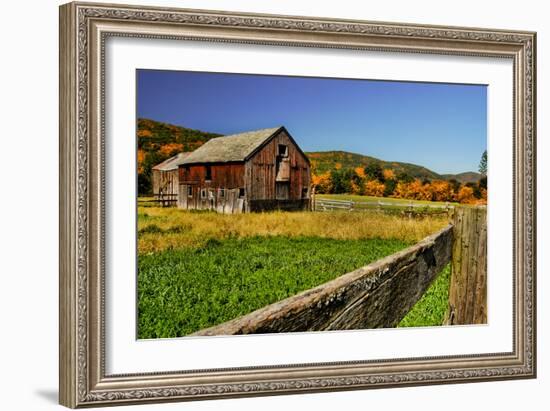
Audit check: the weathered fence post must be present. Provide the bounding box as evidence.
[446,206,487,325]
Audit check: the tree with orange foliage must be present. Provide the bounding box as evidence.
[391,179,430,201]
[405,179,425,201]
[137,149,146,175]
[363,179,385,197]
[311,172,333,194]
[137,129,152,138]
[427,180,454,202]
[159,143,184,157]
[391,181,409,199]
[354,167,366,179]
[457,186,476,204]
[418,181,434,201]
[382,169,396,181]
[480,188,487,203]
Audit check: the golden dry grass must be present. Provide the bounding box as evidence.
[138,206,449,254]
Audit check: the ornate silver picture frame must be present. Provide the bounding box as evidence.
[59,1,536,408]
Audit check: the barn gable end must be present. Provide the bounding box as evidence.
[151,152,192,206]
[245,128,311,211]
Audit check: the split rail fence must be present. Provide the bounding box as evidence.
[193,206,487,335]
[314,197,454,215]
[153,192,178,207]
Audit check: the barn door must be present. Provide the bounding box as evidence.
[276,182,290,200]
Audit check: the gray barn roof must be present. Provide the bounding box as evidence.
[152,152,192,171]
[179,127,283,165]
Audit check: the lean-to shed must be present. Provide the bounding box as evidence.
[151,152,191,206]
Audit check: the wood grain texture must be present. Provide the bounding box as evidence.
[193,225,453,335]
[446,207,487,325]
[179,163,245,189]
[59,2,78,408]
[152,169,179,205]
[246,129,310,201]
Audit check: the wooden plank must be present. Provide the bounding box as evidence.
[473,208,488,324]
[464,209,480,322]
[446,206,487,325]
[456,208,469,323]
[192,225,453,335]
[236,198,244,213]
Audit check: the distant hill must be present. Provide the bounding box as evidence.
[136,120,481,194]
[138,118,222,152]
[306,150,480,182]
[440,171,483,183]
[137,118,222,194]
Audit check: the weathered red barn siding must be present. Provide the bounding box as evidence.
[245,130,310,201]
[179,163,245,188]
[178,163,246,212]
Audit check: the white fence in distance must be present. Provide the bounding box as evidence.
[314,197,454,213]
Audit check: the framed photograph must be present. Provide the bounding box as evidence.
[59,1,536,408]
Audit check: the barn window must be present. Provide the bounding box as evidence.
[302,187,309,198]
[278,144,288,157]
[200,189,207,199]
[239,188,246,198]
[187,186,193,197]
[219,188,226,198]
[205,165,212,181]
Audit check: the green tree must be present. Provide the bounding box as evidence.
[351,170,364,192]
[138,173,152,195]
[383,179,397,197]
[330,168,354,194]
[479,176,487,190]
[139,151,163,195]
[479,150,488,176]
[397,171,414,183]
[364,162,384,182]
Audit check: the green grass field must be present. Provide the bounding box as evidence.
[138,235,411,338]
[137,202,452,338]
[398,264,451,327]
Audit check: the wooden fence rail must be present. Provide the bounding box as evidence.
[314,198,454,214]
[153,192,178,207]
[193,225,454,336]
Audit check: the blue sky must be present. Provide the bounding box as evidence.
[137,70,487,174]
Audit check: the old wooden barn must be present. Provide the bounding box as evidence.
[177,126,311,213]
[151,152,190,206]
